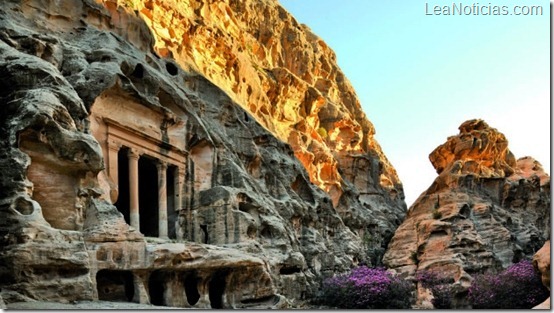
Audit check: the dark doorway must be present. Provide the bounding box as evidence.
[139,156,159,237]
[96,270,134,302]
[208,271,227,309]
[183,271,200,306]
[115,148,130,224]
[167,165,177,239]
[200,224,209,244]
[148,270,166,306]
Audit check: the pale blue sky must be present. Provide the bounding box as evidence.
[279,0,550,207]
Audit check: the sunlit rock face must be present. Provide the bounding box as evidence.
[383,119,550,308]
[0,0,407,308]
[100,0,407,262]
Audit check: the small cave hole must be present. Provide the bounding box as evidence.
[430,229,448,237]
[183,272,200,306]
[260,226,272,239]
[279,266,301,275]
[246,225,257,239]
[148,271,166,306]
[165,62,178,76]
[14,197,34,215]
[200,224,209,244]
[96,270,134,302]
[459,204,471,219]
[208,271,227,309]
[131,63,144,79]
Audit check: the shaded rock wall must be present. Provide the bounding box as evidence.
[533,241,551,309]
[0,0,406,308]
[383,119,550,308]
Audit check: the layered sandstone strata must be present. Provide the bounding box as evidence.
[0,0,406,308]
[97,0,407,263]
[383,119,551,308]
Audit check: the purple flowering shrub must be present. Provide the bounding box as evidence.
[415,270,455,309]
[468,260,549,309]
[320,266,413,309]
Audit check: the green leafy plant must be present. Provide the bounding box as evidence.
[410,251,419,265]
[317,127,328,139]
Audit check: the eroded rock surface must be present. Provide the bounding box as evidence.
[383,119,550,308]
[99,0,407,264]
[0,0,406,308]
[532,241,550,309]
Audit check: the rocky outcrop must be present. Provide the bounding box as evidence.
[98,0,407,264]
[532,241,550,309]
[383,119,550,308]
[0,0,406,308]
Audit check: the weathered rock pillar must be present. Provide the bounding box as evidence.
[128,148,141,231]
[157,161,168,239]
[174,166,184,211]
[132,272,150,304]
[174,166,185,239]
[107,140,121,203]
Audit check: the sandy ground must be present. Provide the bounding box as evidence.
[5,300,183,311]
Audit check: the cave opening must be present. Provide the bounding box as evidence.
[208,271,227,309]
[115,147,182,239]
[183,272,201,306]
[148,270,166,306]
[115,147,130,224]
[200,224,209,244]
[167,164,177,239]
[96,270,134,302]
[139,156,159,237]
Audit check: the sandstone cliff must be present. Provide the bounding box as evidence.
[383,119,551,308]
[101,0,406,263]
[0,0,406,308]
[532,241,550,309]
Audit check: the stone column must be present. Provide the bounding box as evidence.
[174,167,185,240]
[107,140,121,203]
[128,148,140,232]
[157,161,168,239]
[174,167,185,211]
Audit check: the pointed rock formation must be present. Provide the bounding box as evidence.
[383,119,550,308]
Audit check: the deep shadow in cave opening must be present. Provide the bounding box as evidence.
[96,269,134,302]
[182,271,201,306]
[139,156,159,237]
[209,270,228,309]
[148,270,166,306]
[115,147,130,224]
